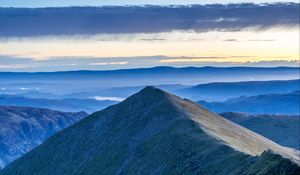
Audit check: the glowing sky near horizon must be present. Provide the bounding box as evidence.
[1,28,298,62]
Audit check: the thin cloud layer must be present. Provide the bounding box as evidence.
[0,3,299,36]
[0,55,299,72]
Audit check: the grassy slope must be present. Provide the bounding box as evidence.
[1,87,299,175]
[220,112,300,150]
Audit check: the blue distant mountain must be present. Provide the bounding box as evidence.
[178,79,300,101]
[2,66,299,79]
[198,91,300,115]
[2,66,298,96]
[0,94,117,113]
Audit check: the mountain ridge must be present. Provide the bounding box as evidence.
[1,66,299,74]
[178,79,300,101]
[2,67,298,95]
[0,106,88,169]
[0,94,117,113]
[198,91,300,115]
[1,86,299,174]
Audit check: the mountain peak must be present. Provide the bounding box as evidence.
[139,86,166,94]
[1,88,299,175]
[122,86,173,106]
[126,86,300,164]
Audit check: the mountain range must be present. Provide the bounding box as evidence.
[1,80,298,115]
[0,94,117,113]
[178,79,300,101]
[1,87,299,174]
[0,106,88,169]
[199,91,300,115]
[1,67,299,95]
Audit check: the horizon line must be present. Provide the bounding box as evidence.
[1,65,299,74]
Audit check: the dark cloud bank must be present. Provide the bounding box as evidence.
[0,3,299,36]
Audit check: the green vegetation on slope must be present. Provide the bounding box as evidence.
[1,87,299,175]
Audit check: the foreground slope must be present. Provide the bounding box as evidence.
[0,106,88,169]
[1,87,299,175]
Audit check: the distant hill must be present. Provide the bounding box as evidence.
[15,91,60,99]
[0,94,117,113]
[198,91,300,115]
[1,67,299,94]
[0,106,88,169]
[179,79,300,101]
[220,112,300,150]
[1,87,299,175]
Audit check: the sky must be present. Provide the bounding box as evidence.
[0,1,299,71]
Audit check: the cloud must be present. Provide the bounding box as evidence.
[0,64,30,69]
[246,39,276,42]
[243,60,300,67]
[0,3,298,37]
[0,54,136,71]
[159,60,300,67]
[159,56,259,63]
[0,54,299,72]
[89,62,128,66]
[89,62,108,66]
[109,62,128,65]
[223,39,239,42]
[91,96,125,102]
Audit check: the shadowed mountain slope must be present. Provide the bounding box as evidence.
[1,87,299,175]
[0,106,88,169]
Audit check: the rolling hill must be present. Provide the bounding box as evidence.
[0,106,88,169]
[0,94,117,113]
[199,91,300,115]
[1,87,299,175]
[178,79,300,101]
[1,67,299,95]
